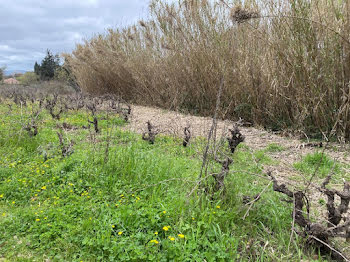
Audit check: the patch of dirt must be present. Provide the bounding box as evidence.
[126,105,350,165]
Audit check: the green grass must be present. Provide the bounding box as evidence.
[0,101,326,261]
[293,152,341,180]
[264,143,285,153]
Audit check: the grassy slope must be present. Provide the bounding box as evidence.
[0,101,326,261]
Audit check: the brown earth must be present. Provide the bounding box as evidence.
[126,104,350,166]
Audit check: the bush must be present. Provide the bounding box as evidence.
[64,0,350,140]
[17,72,39,85]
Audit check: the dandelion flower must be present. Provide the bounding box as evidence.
[150,239,159,244]
[0,194,3,198]
[162,226,170,231]
[178,234,185,239]
[168,236,175,241]
[112,225,115,228]
[216,205,221,209]
[36,218,40,222]
[118,231,123,235]
[41,186,46,190]
[162,211,166,214]
[154,232,158,235]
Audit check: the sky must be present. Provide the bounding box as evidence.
[0,0,149,73]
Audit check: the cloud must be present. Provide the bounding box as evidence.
[0,0,149,71]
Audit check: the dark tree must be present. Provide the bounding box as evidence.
[35,50,61,81]
[0,66,5,82]
[34,62,41,76]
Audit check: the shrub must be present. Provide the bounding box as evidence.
[17,72,39,85]
[64,0,350,140]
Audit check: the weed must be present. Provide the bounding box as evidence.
[294,152,340,178]
[265,143,285,153]
[0,99,313,261]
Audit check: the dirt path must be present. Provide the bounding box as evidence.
[126,104,350,167]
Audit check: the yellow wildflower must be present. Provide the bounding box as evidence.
[162,226,170,231]
[118,231,123,235]
[41,186,46,190]
[178,234,185,239]
[150,239,159,244]
[154,232,158,235]
[162,211,166,214]
[216,205,220,209]
[36,218,40,222]
[168,236,175,241]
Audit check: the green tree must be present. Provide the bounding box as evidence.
[0,67,5,82]
[34,62,40,76]
[35,50,61,81]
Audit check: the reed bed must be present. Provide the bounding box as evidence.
[64,0,350,140]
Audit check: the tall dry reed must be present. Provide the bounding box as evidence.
[64,0,350,140]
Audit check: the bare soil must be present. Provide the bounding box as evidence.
[126,104,350,168]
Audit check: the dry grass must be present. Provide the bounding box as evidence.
[64,0,350,141]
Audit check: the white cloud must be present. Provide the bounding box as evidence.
[63,16,104,26]
[0,0,148,71]
[0,45,12,51]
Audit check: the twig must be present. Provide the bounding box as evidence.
[243,181,272,219]
[309,236,349,262]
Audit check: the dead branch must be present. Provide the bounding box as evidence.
[227,126,245,154]
[121,104,131,122]
[142,121,158,144]
[23,108,42,137]
[243,181,272,219]
[88,116,99,133]
[212,157,233,192]
[57,129,74,157]
[183,126,191,147]
[24,121,38,137]
[45,95,64,120]
[268,172,350,261]
[87,102,99,133]
[319,175,350,229]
